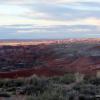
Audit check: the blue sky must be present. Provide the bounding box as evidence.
[0,0,100,39]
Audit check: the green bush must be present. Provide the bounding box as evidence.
[84,76,100,85]
[50,74,75,84]
[26,86,67,100]
[60,74,75,84]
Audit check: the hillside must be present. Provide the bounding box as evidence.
[0,39,99,78]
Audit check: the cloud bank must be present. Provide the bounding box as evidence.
[0,0,100,39]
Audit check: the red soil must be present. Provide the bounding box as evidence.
[0,67,64,78]
[0,56,99,78]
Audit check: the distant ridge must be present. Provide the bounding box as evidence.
[0,38,100,46]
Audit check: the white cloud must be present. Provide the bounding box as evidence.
[0,13,100,26]
[23,11,51,19]
[40,0,100,4]
[1,0,36,5]
[82,18,100,26]
[67,28,91,32]
[0,0,100,27]
[0,4,30,16]
[2,0,100,5]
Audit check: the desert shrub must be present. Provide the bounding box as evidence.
[74,83,96,95]
[19,76,50,95]
[89,78,100,85]
[0,78,25,88]
[49,74,75,84]
[79,95,96,100]
[0,74,79,99]
[40,90,66,100]
[60,74,75,84]
[26,96,40,100]
[26,86,67,100]
[84,76,100,85]
[49,76,60,84]
[0,80,5,88]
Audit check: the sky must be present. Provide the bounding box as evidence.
[0,0,100,39]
